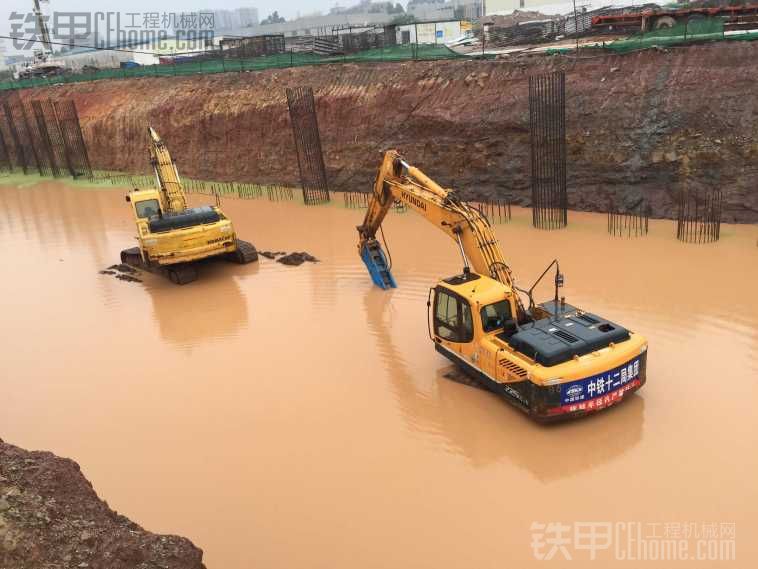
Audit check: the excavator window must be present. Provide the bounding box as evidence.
[135,199,160,219]
[481,301,513,333]
[434,289,473,343]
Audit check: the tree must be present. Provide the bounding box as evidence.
[261,11,286,25]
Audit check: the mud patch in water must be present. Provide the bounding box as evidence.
[260,250,319,265]
[276,252,319,266]
[260,250,286,260]
[99,263,142,283]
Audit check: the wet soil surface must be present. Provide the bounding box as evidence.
[0,438,204,569]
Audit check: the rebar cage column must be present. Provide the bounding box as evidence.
[529,71,568,230]
[53,99,92,179]
[286,86,330,205]
[677,188,722,244]
[607,199,651,238]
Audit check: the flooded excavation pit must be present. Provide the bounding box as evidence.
[0,181,756,569]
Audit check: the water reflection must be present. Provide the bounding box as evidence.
[0,181,114,267]
[145,260,255,348]
[364,288,644,481]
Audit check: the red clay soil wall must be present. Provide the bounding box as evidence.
[18,42,758,221]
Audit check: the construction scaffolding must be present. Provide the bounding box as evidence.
[677,188,722,244]
[529,71,567,230]
[286,86,330,205]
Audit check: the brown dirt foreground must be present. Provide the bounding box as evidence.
[17,41,758,222]
[0,438,204,569]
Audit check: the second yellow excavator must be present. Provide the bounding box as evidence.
[120,127,258,284]
[357,150,648,421]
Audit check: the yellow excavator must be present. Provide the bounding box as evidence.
[357,151,648,421]
[120,127,258,284]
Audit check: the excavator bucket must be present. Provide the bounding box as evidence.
[360,240,397,290]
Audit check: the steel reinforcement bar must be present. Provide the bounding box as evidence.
[286,86,330,205]
[677,188,722,243]
[53,99,92,179]
[529,71,568,230]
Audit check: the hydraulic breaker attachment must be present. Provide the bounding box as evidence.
[360,239,397,290]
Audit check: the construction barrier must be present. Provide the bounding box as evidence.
[604,17,758,53]
[0,45,464,92]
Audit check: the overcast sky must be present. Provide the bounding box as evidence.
[1,0,345,39]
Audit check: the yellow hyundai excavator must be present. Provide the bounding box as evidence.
[120,127,258,284]
[357,150,648,421]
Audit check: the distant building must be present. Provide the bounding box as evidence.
[407,1,483,21]
[408,0,456,20]
[484,0,644,17]
[452,1,485,20]
[253,12,393,37]
[203,6,259,31]
[395,20,465,44]
[485,0,557,15]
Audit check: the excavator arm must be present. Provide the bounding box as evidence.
[148,127,187,214]
[357,150,517,292]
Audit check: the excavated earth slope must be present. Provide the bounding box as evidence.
[18,42,758,222]
[0,438,204,569]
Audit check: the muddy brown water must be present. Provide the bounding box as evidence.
[0,182,756,568]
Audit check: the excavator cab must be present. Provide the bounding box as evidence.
[133,197,160,219]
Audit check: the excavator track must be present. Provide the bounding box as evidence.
[120,247,198,285]
[228,239,259,264]
[166,264,198,285]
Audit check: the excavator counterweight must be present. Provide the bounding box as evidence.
[120,127,258,284]
[357,150,648,422]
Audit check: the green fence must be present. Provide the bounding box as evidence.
[605,17,758,53]
[0,44,465,91]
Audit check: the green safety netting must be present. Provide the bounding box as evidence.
[605,17,758,53]
[0,44,465,91]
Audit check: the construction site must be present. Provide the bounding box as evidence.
[0,0,757,568]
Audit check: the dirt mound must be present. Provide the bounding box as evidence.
[0,439,204,568]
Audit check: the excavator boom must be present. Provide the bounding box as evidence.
[148,127,188,214]
[358,150,516,292]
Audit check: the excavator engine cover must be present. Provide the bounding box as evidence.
[148,206,221,233]
[503,302,631,367]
